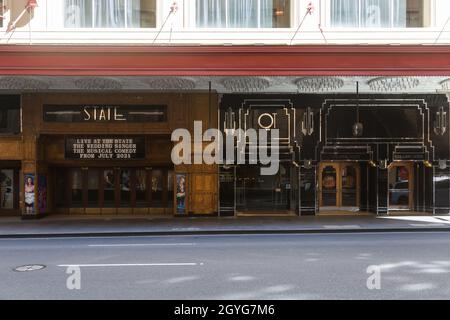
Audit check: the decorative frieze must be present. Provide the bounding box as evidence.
[0,77,50,90]
[74,77,123,90]
[221,77,271,92]
[144,77,196,90]
[368,77,420,92]
[294,77,344,92]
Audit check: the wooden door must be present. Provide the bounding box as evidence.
[319,162,360,209]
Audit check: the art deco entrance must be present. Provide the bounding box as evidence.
[318,162,360,211]
[236,164,297,215]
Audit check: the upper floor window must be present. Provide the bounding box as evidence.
[330,0,430,28]
[0,96,21,135]
[196,0,291,28]
[0,1,3,28]
[64,0,156,28]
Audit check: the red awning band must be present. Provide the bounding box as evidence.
[0,45,449,76]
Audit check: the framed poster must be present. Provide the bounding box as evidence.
[24,173,35,214]
[175,173,187,215]
[38,175,47,214]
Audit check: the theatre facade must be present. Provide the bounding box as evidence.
[0,45,449,218]
[0,91,218,217]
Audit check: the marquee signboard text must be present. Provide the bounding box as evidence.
[65,136,146,160]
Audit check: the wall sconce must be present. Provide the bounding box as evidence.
[424,160,433,168]
[301,107,314,136]
[352,122,363,138]
[379,160,388,169]
[368,160,377,168]
[303,159,313,169]
[434,107,447,136]
[439,160,447,170]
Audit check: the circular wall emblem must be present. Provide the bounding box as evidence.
[13,264,46,272]
[258,113,274,130]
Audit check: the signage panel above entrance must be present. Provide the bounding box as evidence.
[44,105,167,123]
[65,136,146,160]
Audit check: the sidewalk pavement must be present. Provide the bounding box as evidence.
[0,214,450,238]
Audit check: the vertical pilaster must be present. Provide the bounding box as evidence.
[21,94,42,218]
[173,92,219,216]
[376,167,389,215]
[21,135,39,218]
[424,165,434,213]
[299,164,317,216]
[433,163,450,215]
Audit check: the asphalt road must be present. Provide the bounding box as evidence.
[1,232,450,300]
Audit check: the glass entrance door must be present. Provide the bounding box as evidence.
[236,164,294,213]
[55,167,174,214]
[388,162,414,210]
[319,162,360,211]
[319,163,339,207]
[341,164,359,207]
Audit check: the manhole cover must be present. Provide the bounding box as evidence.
[13,264,46,272]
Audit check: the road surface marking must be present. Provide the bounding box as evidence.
[323,225,361,229]
[58,262,202,267]
[409,224,446,227]
[88,243,196,247]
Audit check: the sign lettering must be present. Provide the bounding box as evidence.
[44,105,167,123]
[82,106,126,122]
[65,136,145,160]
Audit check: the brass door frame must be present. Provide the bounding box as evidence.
[388,162,414,210]
[318,162,361,209]
[318,162,340,208]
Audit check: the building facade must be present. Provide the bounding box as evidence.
[0,0,449,218]
[219,93,449,216]
[1,0,450,45]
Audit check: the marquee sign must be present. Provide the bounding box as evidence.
[65,136,146,160]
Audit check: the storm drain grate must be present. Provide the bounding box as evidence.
[13,264,46,272]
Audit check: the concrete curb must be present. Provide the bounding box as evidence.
[1,227,450,239]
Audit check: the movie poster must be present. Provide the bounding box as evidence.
[38,175,47,214]
[176,174,187,215]
[24,173,35,214]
